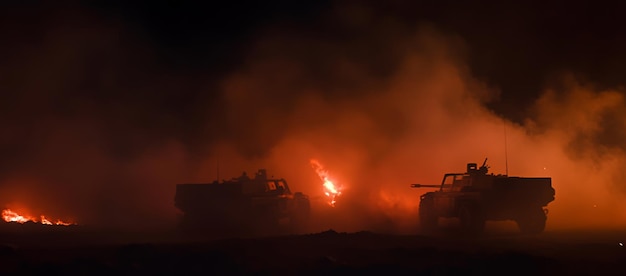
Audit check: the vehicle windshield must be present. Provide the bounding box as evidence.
[441,174,465,192]
[266,180,290,194]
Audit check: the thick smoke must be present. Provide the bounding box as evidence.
[1,3,626,232]
[0,5,199,229]
[207,24,626,232]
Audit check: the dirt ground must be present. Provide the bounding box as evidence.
[0,222,625,275]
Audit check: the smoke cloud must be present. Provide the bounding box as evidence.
[1,3,626,232]
[205,23,626,232]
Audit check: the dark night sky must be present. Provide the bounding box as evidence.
[87,0,626,117]
[2,0,626,160]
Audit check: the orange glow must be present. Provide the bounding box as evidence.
[41,216,52,225]
[310,159,343,207]
[2,209,75,226]
[2,209,33,223]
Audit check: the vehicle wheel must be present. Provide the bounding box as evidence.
[289,199,311,234]
[419,198,438,233]
[516,208,547,234]
[458,205,485,235]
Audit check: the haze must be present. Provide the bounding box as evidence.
[1,2,625,232]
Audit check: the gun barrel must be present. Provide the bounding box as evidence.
[410,184,441,188]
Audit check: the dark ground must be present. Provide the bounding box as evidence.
[0,222,625,275]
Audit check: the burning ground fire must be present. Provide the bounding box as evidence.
[2,209,75,226]
[310,159,343,207]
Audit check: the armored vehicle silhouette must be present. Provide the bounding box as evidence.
[175,169,311,236]
[411,159,555,235]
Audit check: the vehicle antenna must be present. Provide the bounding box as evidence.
[504,120,509,176]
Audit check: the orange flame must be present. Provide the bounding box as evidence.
[2,209,75,226]
[310,159,343,207]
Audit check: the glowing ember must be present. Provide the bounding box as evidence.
[2,209,75,226]
[41,216,52,225]
[310,159,343,207]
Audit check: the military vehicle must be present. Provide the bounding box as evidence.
[175,169,311,236]
[411,159,555,235]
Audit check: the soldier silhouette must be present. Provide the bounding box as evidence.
[239,171,250,181]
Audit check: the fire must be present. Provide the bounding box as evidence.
[310,159,343,207]
[2,209,75,226]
